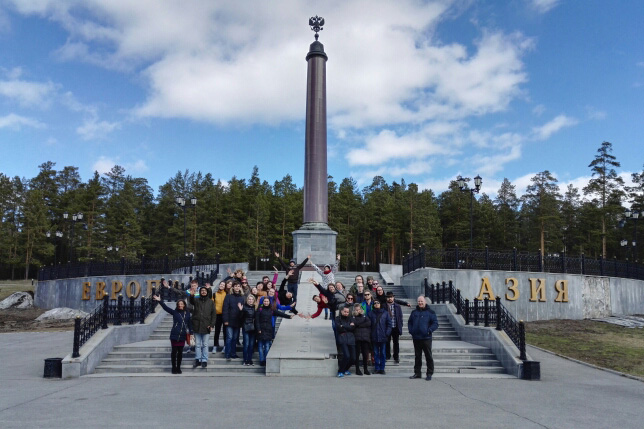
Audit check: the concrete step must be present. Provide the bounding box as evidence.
[93,365,265,374]
[100,356,261,366]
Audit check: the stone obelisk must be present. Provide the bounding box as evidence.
[292,16,337,265]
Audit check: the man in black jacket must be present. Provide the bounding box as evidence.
[385,291,404,364]
[189,286,216,368]
[407,296,439,380]
[275,252,308,301]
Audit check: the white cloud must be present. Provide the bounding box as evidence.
[0,77,56,107]
[77,115,120,140]
[532,114,578,140]
[529,0,560,14]
[532,104,545,116]
[586,106,606,120]
[0,113,45,129]
[92,156,148,175]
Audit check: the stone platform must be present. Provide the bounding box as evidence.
[265,273,338,376]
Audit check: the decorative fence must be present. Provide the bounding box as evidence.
[404,246,644,281]
[70,287,184,358]
[38,255,220,282]
[424,279,527,361]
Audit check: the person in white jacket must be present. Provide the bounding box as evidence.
[308,254,340,290]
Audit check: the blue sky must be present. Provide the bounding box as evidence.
[0,0,643,198]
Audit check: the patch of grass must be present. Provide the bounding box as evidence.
[0,280,34,301]
[526,319,644,377]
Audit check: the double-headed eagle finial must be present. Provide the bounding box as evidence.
[309,15,325,41]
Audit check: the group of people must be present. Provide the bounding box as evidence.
[154,255,439,380]
[154,260,305,373]
[301,273,439,379]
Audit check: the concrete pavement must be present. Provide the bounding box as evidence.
[1,331,644,428]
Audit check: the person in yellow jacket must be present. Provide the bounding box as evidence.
[212,281,228,352]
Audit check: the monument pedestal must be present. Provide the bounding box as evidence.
[292,223,337,266]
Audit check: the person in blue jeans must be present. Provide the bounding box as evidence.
[369,300,392,375]
[255,296,294,366]
[188,286,216,368]
[222,282,245,360]
[241,295,258,366]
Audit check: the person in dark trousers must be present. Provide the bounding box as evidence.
[408,296,439,380]
[222,282,245,361]
[275,252,309,301]
[385,291,406,364]
[352,303,372,375]
[335,306,356,378]
[240,294,257,366]
[189,286,216,368]
[369,299,392,374]
[153,296,192,374]
[255,296,294,366]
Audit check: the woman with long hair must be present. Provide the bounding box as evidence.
[153,295,192,374]
[255,296,294,366]
[240,294,258,366]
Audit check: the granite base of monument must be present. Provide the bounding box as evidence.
[292,223,337,266]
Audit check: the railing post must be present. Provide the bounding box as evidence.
[599,255,604,276]
[429,283,435,304]
[448,280,454,304]
[613,256,618,277]
[484,297,490,327]
[512,247,517,271]
[626,259,630,278]
[423,278,429,301]
[140,296,146,324]
[72,316,81,358]
[150,287,157,313]
[129,296,135,325]
[485,246,489,270]
[464,299,470,325]
[519,321,527,360]
[456,289,461,314]
[101,294,109,329]
[121,257,126,275]
[581,253,585,275]
[115,295,123,326]
[441,281,446,304]
[421,246,426,269]
[88,259,93,277]
[495,297,502,331]
[473,298,479,326]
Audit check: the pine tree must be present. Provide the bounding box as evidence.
[583,141,625,256]
[522,171,562,257]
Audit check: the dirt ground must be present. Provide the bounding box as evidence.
[0,308,74,333]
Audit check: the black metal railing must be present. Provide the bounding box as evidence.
[39,255,221,282]
[72,290,160,358]
[405,246,644,281]
[424,278,526,360]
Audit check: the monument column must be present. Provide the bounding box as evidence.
[292,16,337,265]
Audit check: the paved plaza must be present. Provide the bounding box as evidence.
[1,331,643,428]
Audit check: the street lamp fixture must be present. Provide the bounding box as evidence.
[63,212,84,262]
[175,196,197,257]
[621,208,642,263]
[457,175,483,250]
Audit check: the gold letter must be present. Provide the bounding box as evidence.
[476,277,496,300]
[126,281,141,299]
[81,282,91,300]
[110,281,123,299]
[505,278,519,301]
[145,280,159,298]
[529,278,546,302]
[95,282,107,300]
[554,280,569,302]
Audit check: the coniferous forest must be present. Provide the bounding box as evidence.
[1,141,643,280]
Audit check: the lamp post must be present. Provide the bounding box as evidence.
[107,245,119,260]
[361,261,370,272]
[175,196,197,257]
[63,212,83,262]
[46,231,63,265]
[260,257,269,270]
[457,175,482,250]
[621,208,641,262]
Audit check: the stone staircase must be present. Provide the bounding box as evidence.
[93,308,265,376]
[91,271,509,377]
